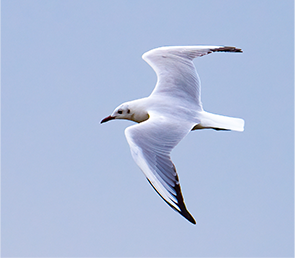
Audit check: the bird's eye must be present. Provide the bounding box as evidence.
[118,110,123,114]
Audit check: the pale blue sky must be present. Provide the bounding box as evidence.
[2,0,294,257]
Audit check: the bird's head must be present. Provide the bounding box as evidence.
[101,103,133,123]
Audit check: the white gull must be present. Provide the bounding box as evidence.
[101,45,244,224]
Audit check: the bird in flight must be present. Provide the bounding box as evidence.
[101,45,244,224]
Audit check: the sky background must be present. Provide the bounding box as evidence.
[2,0,294,257]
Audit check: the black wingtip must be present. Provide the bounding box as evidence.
[146,175,197,225]
[176,190,196,224]
[180,209,197,224]
[210,46,243,53]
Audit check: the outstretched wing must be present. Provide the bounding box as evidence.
[142,45,242,109]
[125,112,196,224]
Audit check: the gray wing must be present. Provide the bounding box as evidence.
[142,45,242,109]
[125,112,196,224]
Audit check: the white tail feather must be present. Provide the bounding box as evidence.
[193,111,244,132]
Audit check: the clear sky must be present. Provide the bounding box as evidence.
[2,0,294,257]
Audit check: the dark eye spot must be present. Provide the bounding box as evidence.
[118,110,123,114]
[127,109,130,114]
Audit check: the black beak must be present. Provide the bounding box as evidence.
[101,115,115,124]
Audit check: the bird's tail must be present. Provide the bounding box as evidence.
[192,111,244,132]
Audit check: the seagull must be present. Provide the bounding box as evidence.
[101,45,244,224]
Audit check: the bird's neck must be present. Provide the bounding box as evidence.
[129,98,150,123]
